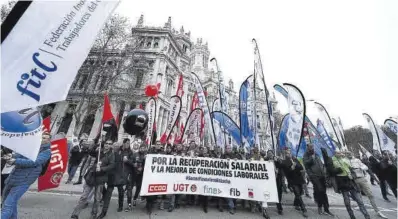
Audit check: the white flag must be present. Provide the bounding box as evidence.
[376,125,396,154]
[284,84,306,155]
[363,113,381,153]
[1,1,120,113]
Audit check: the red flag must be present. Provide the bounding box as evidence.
[176,73,184,97]
[42,116,51,133]
[38,138,68,191]
[102,93,114,123]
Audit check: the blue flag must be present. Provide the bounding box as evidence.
[317,119,336,155]
[212,111,242,146]
[239,76,254,148]
[278,114,306,157]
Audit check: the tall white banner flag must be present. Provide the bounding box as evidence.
[190,72,216,144]
[363,113,381,153]
[283,83,306,155]
[145,98,157,146]
[1,0,120,113]
[332,118,347,151]
[376,125,396,154]
[160,95,182,144]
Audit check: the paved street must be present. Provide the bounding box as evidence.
[17,176,397,219]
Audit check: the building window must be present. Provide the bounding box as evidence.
[99,76,108,89]
[146,37,152,48]
[139,37,145,47]
[166,79,173,96]
[107,61,113,66]
[135,72,144,88]
[153,38,159,48]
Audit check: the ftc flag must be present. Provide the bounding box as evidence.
[1,1,120,113]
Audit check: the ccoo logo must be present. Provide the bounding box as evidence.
[1,108,42,132]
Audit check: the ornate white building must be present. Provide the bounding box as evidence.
[47,15,277,147]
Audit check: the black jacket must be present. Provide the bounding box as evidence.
[85,147,115,185]
[279,158,305,185]
[303,151,325,177]
[133,152,146,175]
[108,147,134,186]
[69,144,85,166]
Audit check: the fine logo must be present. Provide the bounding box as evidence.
[203,185,222,195]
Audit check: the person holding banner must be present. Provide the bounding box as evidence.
[265,150,284,215]
[132,144,148,211]
[167,144,185,212]
[369,151,391,202]
[70,140,115,219]
[1,132,52,219]
[221,145,238,215]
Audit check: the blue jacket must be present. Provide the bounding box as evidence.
[6,143,51,186]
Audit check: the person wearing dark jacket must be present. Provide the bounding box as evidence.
[221,145,238,214]
[98,139,134,218]
[280,150,308,218]
[73,134,90,185]
[168,144,184,212]
[381,151,397,198]
[1,133,52,219]
[66,138,85,184]
[266,150,284,215]
[369,151,390,201]
[132,144,147,209]
[303,144,333,216]
[71,140,115,219]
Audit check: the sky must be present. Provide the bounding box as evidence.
[116,0,398,129]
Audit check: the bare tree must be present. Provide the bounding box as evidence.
[1,1,16,23]
[65,14,146,136]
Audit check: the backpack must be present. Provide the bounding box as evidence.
[40,159,51,176]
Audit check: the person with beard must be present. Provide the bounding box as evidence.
[265,150,284,215]
[132,145,147,209]
[303,144,333,216]
[346,151,387,218]
[332,151,370,219]
[279,150,308,218]
[381,151,397,198]
[167,144,184,212]
[369,150,390,201]
[71,139,115,219]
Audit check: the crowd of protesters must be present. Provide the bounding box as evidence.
[1,133,397,219]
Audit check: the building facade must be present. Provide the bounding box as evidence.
[47,15,277,147]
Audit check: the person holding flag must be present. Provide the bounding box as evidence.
[1,132,52,219]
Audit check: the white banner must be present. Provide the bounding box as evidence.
[1,0,120,113]
[160,95,181,144]
[145,98,157,146]
[332,118,347,150]
[385,119,398,134]
[376,125,396,154]
[190,72,215,144]
[284,84,306,154]
[363,113,381,153]
[314,103,339,144]
[183,108,201,144]
[1,108,43,160]
[141,154,278,202]
[212,99,225,149]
